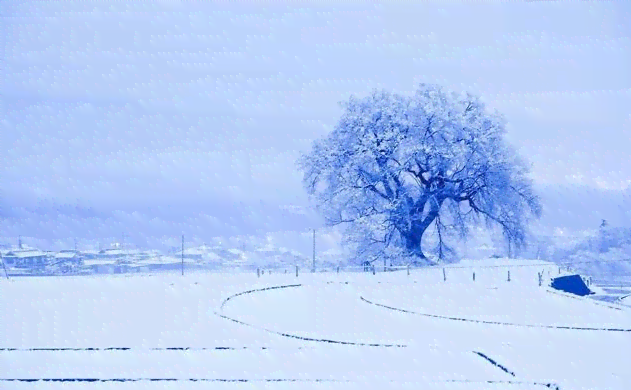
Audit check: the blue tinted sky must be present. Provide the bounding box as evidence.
[1,1,630,249]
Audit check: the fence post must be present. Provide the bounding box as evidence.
[296,265,299,277]
[538,272,542,287]
[508,270,511,282]
[257,268,260,278]
[443,268,446,282]
[285,269,287,274]
[372,265,376,275]
[407,264,410,276]
[473,271,475,282]
[337,266,340,274]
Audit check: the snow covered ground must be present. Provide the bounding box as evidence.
[1,261,630,390]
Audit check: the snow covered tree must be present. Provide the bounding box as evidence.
[298,84,542,265]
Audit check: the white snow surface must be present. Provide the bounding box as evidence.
[1,261,630,390]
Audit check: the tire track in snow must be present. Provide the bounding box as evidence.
[473,351,516,377]
[220,284,302,310]
[359,297,567,388]
[217,283,408,347]
[0,378,560,388]
[0,378,349,383]
[545,288,627,312]
[0,347,315,352]
[360,296,631,332]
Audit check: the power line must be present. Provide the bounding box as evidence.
[0,253,9,280]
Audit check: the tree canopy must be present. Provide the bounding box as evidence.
[298,84,542,265]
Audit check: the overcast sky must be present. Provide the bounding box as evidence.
[1,0,630,249]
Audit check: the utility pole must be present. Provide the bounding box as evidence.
[1,253,9,279]
[74,238,78,252]
[312,229,316,273]
[18,235,22,250]
[181,235,184,276]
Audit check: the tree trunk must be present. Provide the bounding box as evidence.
[403,200,441,259]
[403,220,434,259]
[404,231,426,259]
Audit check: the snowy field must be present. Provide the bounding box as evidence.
[1,261,630,390]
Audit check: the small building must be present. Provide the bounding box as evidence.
[134,256,185,272]
[96,248,142,264]
[80,250,102,260]
[550,274,594,297]
[134,250,159,261]
[83,259,118,274]
[98,249,127,259]
[52,251,83,266]
[47,251,83,274]
[2,250,50,268]
[174,247,205,261]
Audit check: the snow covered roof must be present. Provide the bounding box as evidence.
[4,250,49,258]
[99,249,123,255]
[204,252,222,261]
[55,252,78,259]
[83,259,117,266]
[172,245,219,256]
[99,249,140,256]
[158,256,193,264]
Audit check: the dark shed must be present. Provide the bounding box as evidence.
[551,274,593,296]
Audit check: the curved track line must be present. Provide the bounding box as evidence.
[360,296,631,332]
[545,288,627,312]
[473,351,516,377]
[217,284,407,347]
[220,284,302,310]
[0,378,559,387]
[0,378,350,383]
[0,347,315,352]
